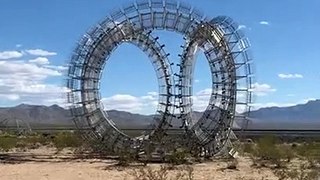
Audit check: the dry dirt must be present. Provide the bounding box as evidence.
[0,147,277,180]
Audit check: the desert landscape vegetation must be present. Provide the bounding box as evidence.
[0,131,320,180]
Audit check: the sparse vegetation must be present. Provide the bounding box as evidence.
[129,165,194,180]
[52,132,82,151]
[1,131,320,180]
[239,135,320,180]
[0,134,19,151]
[0,131,83,152]
[166,148,191,166]
[273,162,320,180]
[295,141,320,168]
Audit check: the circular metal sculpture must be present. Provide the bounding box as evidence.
[67,0,253,156]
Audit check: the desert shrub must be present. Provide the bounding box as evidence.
[166,148,191,166]
[130,166,169,180]
[117,148,139,167]
[226,159,239,170]
[129,165,194,180]
[22,134,50,148]
[278,144,295,163]
[0,134,18,151]
[295,142,320,168]
[52,132,82,151]
[240,142,255,155]
[274,163,320,180]
[251,135,286,168]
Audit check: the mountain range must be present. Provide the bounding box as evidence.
[0,100,319,130]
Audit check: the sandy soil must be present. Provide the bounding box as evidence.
[0,147,277,180]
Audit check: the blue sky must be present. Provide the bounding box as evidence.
[0,0,319,114]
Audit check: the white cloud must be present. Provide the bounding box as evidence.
[29,57,50,65]
[251,82,276,96]
[0,94,20,101]
[259,21,270,25]
[11,84,68,94]
[252,102,295,110]
[0,51,23,60]
[101,88,221,114]
[25,49,57,56]
[0,46,69,107]
[0,57,65,106]
[237,25,247,30]
[278,73,303,79]
[194,79,200,83]
[192,88,212,111]
[0,61,61,79]
[100,87,257,114]
[44,65,68,71]
[101,92,158,114]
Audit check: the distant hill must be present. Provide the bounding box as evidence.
[0,104,241,129]
[247,99,320,129]
[0,100,319,130]
[249,100,320,122]
[0,104,70,126]
[0,105,153,127]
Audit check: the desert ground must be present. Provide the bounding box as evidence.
[0,147,277,180]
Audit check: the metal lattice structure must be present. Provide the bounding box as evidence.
[67,0,253,156]
[0,118,32,135]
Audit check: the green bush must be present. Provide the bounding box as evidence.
[295,142,320,168]
[129,165,194,180]
[52,132,82,151]
[166,148,191,166]
[252,136,286,168]
[274,163,320,180]
[0,135,18,151]
[242,143,255,155]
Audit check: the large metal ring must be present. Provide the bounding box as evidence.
[67,0,253,155]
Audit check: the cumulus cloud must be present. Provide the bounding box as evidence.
[278,73,303,79]
[0,51,23,60]
[29,57,50,65]
[101,89,215,114]
[0,61,61,80]
[259,21,270,25]
[237,25,247,30]
[101,88,250,114]
[0,94,20,101]
[0,55,66,106]
[192,88,211,111]
[101,93,158,114]
[25,49,57,56]
[251,82,276,96]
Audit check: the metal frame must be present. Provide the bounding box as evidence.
[67,0,253,156]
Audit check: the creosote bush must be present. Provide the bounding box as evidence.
[249,135,287,168]
[0,131,85,152]
[129,165,194,180]
[117,148,139,167]
[295,142,320,168]
[0,134,19,152]
[273,162,320,180]
[52,132,82,151]
[166,148,191,167]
